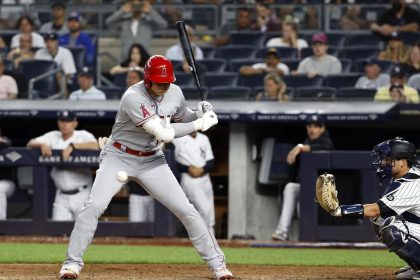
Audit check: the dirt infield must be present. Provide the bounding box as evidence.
[0,264,397,280]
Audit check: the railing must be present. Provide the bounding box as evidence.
[27,66,66,100]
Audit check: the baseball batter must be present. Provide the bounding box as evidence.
[326,138,420,280]
[59,55,233,280]
[173,131,216,233]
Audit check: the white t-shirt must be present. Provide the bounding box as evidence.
[252,62,290,75]
[69,86,107,100]
[34,130,97,191]
[11,32,45,49]
[0,75,18,99]
[165,43,203,61]
[266,38,309,50]
[35,46,76,75]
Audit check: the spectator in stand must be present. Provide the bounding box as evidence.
[213,8,254,47]
[166,25,203,62]
[59,12,95,66]
[403,42,420,76]
[254,1,282,33]
[0,129,15,220]
[0,37,6,48]
[68,67,106,100]
[374,65,419,103]
[340,6,369,30]
[355,58,390,89]
[6,33,35,69]
[296,33,342,78]
[105,0,168,58]
[10,15,45,49]
[40,1,69,35]
[256,73,288,101]
[370,0,420,39]
[378,32,407,64]
[0,0,38,30]
[266,19,308,57]
[110,43,150,75]
[35,32,76,92]
[239,48,290,77]
[126,67,143,87]
[0,58,18,100]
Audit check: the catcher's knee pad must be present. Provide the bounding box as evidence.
[381,220,420,270]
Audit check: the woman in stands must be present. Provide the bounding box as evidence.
[378,32,407,64]
[110,43,150,75]
[403,42,420,76]
[256,73,288,101]
[10,15,45,49]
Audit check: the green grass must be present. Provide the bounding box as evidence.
[0,243,404,268]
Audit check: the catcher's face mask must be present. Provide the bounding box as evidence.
[371,141,395,179]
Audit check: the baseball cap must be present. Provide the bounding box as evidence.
[68,12,81,22]
[390,65,405,77]
[312,33,328,44]
[45,32,58,41]
[390,83,404,91]
[364,58,380,67]
[390,31,402,41]
[265,47,281,58]
[51,1,66,9]
[306,114,325,126]
[78,67,93,77]
[57,110,77,121]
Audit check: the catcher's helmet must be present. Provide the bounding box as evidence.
[144,55,175,88]
[371,137,416,178]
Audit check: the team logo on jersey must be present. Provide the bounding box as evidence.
[161,66,167,77]
[141,104,151,118]
[386,194,394,201]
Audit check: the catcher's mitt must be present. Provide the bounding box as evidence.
[315,173,340,214]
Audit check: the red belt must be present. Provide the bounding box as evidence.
[113,142,156,157]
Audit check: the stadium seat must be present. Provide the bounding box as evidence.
[300,46,339,59]
[353,59,395,73]
[199,58,226,72]
[400,32,420,45]
[239,73,265,88]
[97,85,123,100]
[256,47,297,59]
[345,33,384,48]
[208,86,252,100]
[203,72,238,87]
[292,86,336,101]
[229,31,266,47]
[214,45,257,61]
[282,59,300,71]
[323,73,362,88]
[201,46,215,58]
[229,58,261,72]
[336,87,377,101]
[18,59,57,98]
[340,46,380,60]
[340,59,352,73]
[68,46,86,71]
[325,32,346,48]
[112,72,128,89]
[3,58,13,71]
[282,75,323,88]
[173,72,194,86]
[180,85,209,100]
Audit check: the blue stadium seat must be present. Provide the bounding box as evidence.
[3,59,14,71]
[229,58,261,72]
[174,72,194,86]
[112,72,128,89]
[97,85,123,100]
[201,46,215,58]
[199,58,226,72]
[323,73,362,88]
[68,46,86,71]
[339,46,380,60]
[300,46,339,58]
[336,87,377,101]
[256,47,297,59]
[208,86,252,100]
[19,59,57,98]
[203,72,238,87]
[214,45,257,61]
[239,73,266,88]
[400,32,420,45]
[229,31,266,47]
[353,58,395,73]
[340,59,352,73]
[180,85,209,100]
[325,32,346,48]
[282,75,323,88]
[292,86,336,101]
[282,59,300,71]
[345,33,384,48]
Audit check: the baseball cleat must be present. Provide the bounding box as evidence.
[395,266,414,279]
[271,231,288,241]
[213,266,233,280]
[59,265,79,279]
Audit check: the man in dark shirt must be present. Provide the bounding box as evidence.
[370,0,420,38]
[213,8,254,47]
[272,115,334,241]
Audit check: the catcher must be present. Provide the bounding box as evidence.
[316,137,420,280]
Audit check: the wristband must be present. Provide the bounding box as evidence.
[341,204,364,218]
[297,144,304,151]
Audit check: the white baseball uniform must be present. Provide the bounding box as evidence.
[33,130,96,221]
[0,180,15,220]
[61,81,227,273]
[173,133,215,231]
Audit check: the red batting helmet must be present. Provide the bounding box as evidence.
[144,55,176,88]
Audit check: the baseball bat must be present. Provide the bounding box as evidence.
[175,21,205,101]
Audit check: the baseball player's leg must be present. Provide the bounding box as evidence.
[129,194,154,222]
[52,193,73,221]
[0,180,15,220]
[138,159,226,270]
[61,152,132,275]
[188,181,215,230]
[273,182,300,240]
[69,188,92,220]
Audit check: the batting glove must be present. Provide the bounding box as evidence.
[193,111,218,132]
[98,137,110,149]
[196,101,213,118]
